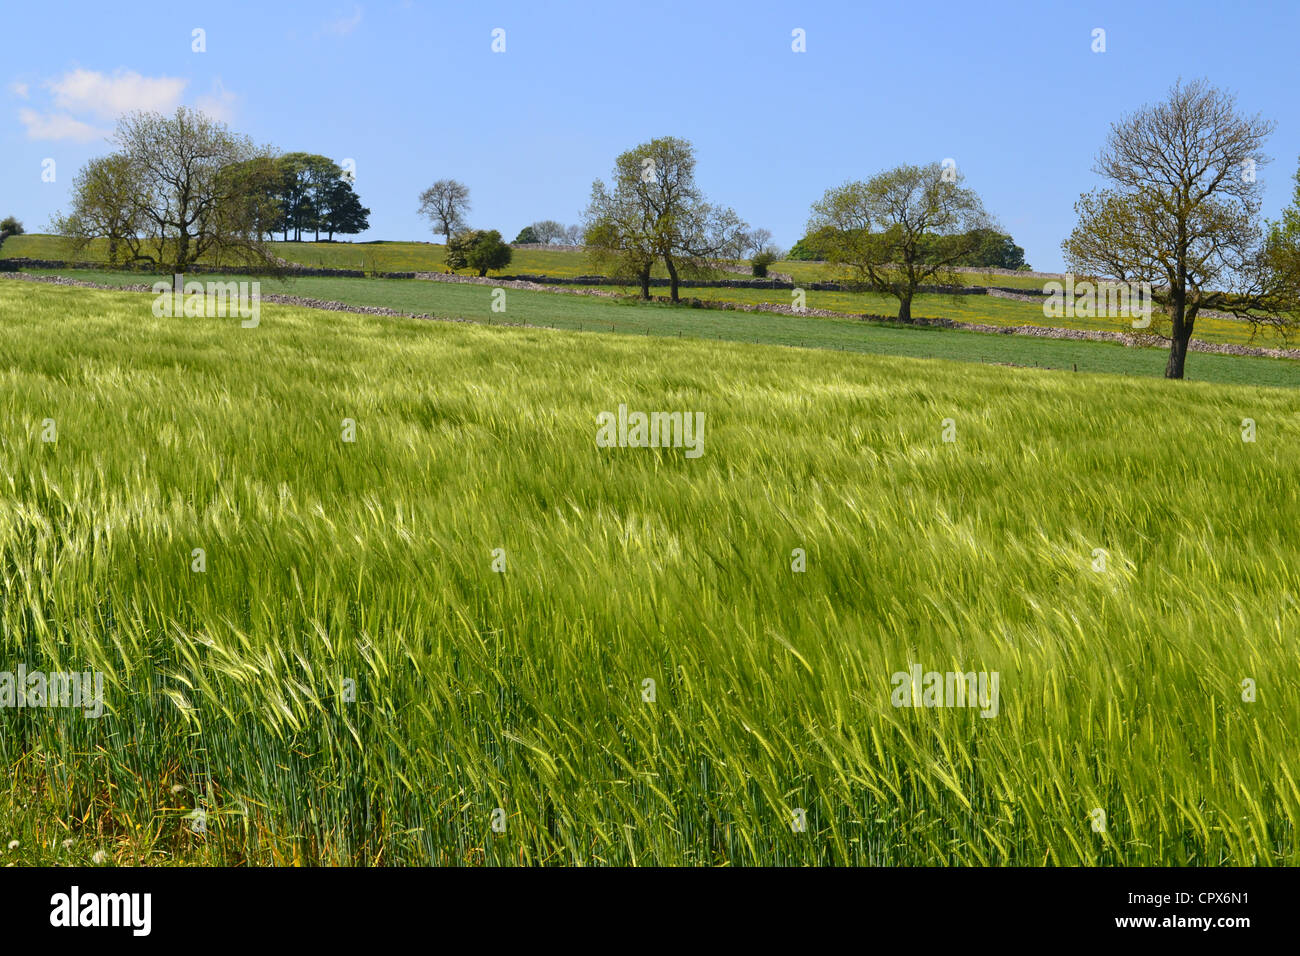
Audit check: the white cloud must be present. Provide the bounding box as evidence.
[17,68,243,141]
[324,5,363,36]
[48,68,187,120]
[19,108,106,143]
[195,77,237,123]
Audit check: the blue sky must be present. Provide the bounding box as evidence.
[4,0,1298,271]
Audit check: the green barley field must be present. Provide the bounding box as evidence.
[28,269,1300,388]
[2,280,1299,866]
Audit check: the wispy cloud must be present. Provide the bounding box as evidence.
[15,68,243,141]
[323,5,364,36]
[196,77,237,123]
[18,107,106,143]
[48,68,187,120]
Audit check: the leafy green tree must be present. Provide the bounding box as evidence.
[957,229,1026,270]
[273,153,343,241]
[305,159,340,241]
[785,226,838,260]
[585,137,747,302]
[1263,156,1300,328]
[0,216,22,250]
[56,107,280,273]
[445,229,512,276]
[581,177,658,298]
[809,163,992,321]
[52,155,151,264]
[320,179,370,240]
[790,224,1026,270]
[513,225,539,244]
[751,249,778,277]
[221,156,283,243]
[273,153,310,241]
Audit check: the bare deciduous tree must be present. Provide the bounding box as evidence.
[417,179,471,245]
[530,219,565,244]
[742,227,773,258]
[1063,78,1285,378]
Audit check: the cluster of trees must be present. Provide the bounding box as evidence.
[421,142,755,297]
[0,216,22,250]
[45,84,1300,382]
[790,78,1300,378]
[54,108,283,272]
[264,153,369,242]
[53,108,369,273]
[512,220,584,245]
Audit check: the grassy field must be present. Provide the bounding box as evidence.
[3,234,634,278]
[577,281,1288,348]
[27,270,1300,388]
[2,279,1299,866]
[2,234,1050,287]
[776,259,1056,290]
[11,231,1292,354]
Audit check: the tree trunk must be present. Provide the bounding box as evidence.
[1165,292,1191,379]
[1165,334,1191,379]
[665,257,680,303]
[897,292,913,322]
[639,267,651,300]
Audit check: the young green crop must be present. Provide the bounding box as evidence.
[23,271,1300,388]
[1,281,1298,866]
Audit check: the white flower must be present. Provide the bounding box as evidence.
[92,850,108,865]
[62,838,74,849]
[5,841,17,850]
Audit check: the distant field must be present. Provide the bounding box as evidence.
[269,241,609,276]
[3,234,654,278]
[3,279,1300,866]
[12,235,1295,354]
[25,270,1300,389]
[3,234,1049,288]
[1,233,99,261]
[776,259,1056,290]
[584,283,1286,348]
[1,235,457,272]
